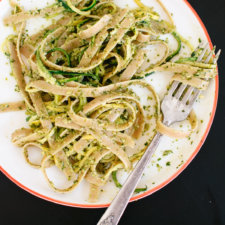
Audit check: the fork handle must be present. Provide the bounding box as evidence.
[97,132,163,225]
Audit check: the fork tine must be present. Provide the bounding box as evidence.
[167,81,179,96]
[213,49,221,64]
[191,41,204,56]
[204,48,214,64]
[197,43,209,61]
[181,86,194,103]
[187,89,201,106]
[174,84,187,99]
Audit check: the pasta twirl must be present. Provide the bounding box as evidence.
[0,0,218,202]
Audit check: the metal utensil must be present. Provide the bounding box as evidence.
[97,44,221,225]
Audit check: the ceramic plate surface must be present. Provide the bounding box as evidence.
[0,0,218,208]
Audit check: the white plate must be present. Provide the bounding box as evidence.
[0,0,218,208]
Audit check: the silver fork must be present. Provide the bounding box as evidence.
[97,44,221,225]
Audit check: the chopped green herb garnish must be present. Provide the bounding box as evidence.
[26,116,31,122]
[163,150,173,156]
